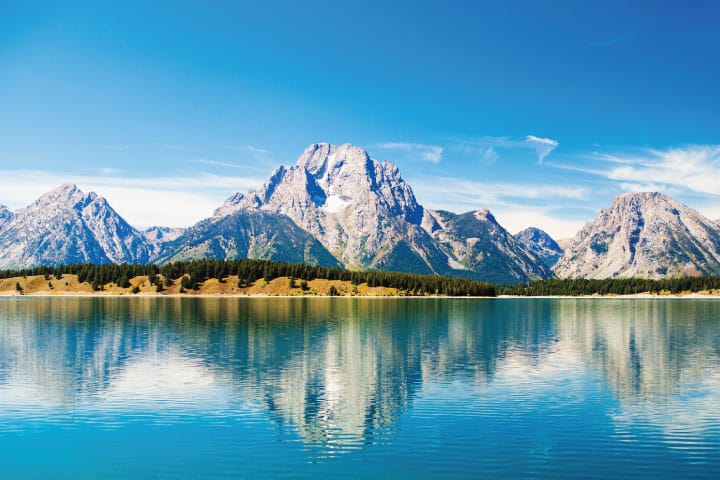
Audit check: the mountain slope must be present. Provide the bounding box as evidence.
[153,209,341,267]
[553,192,720,279]
[0,184,153,269]
[514,227,564,267]
[423,209,553,284]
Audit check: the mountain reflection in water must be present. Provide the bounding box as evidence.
[0,297,719,470]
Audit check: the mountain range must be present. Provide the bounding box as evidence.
[1,143,718,283]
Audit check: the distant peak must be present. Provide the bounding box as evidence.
[474,208,497,223]
[41,183,83,200]
[37,183,105,206]
[516,226,548,238]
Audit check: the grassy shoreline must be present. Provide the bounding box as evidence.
[1,273,718,299]
[0,274,486,298]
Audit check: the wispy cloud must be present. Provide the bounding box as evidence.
[186,158,252,169]
[0,170,265,229]
[444,134,559,163]
[373,142,443,163]
[482,146,499,164]
[83,167,124,176]
[525,135,559,163]
[563,145,720,197]
[224,144,272,162]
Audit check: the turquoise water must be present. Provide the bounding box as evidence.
[1,297,719,479]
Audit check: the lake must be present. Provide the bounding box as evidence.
[1,297,719,479]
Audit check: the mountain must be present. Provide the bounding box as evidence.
[153,209,341,267]
[0,184,153,269]
[514,227,564,267]
[553,192,720,279]
[215,143,455,274]
[143,226,185,244]
[218,143,430,269]
[0,205,13,229]
[422,209,553,284]
[214,142,550,282]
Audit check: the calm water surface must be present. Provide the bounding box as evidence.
[1,297,719,479]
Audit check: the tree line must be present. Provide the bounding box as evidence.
[499,277,720,296]
[0,259,497,297]
[4,260,718,296]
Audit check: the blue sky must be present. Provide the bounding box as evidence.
[1,0,718,237]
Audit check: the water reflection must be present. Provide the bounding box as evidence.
[0,297,719,455]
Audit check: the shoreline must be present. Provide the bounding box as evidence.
[0,292,493,299]
[1,292,719,299]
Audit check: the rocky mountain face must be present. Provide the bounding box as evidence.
[154,209,341,267]
[553,192,720,279]
[217,143,432,269]
[0,184,153,269]
[143,226,186,257]
[143,226,185,244]
[514,227,564,267]
[0,205,13,232]
[211,143,549,282]
[422,209,552,284]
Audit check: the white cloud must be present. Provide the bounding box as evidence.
[373,142,443,163]
[224,144,272,162]
[597,146,720,196]
[0,170,264,229]
[525,135,559,163]
[444,135,559,163]
[481,146,499,164]
[186,158,251,169]
[83,167,124,176]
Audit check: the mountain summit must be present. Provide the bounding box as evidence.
[0,184,152,269]
[553,192,720,279]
